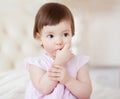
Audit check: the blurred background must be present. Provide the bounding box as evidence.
[0,0,120,94]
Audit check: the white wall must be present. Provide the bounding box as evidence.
[80,0,120,67]
[0,0,120,71]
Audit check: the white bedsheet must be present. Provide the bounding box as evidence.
[0,70,28,99]
[0,70,120,99]
[91,81,120,99]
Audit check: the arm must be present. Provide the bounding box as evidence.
[28,46,72,96]
[29,64,58,95]
[48,63,92,99]
[47,44,92,98]
[64,64,92,99]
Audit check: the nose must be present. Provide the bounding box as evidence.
[56,37,63,45]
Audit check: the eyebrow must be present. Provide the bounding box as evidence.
[46,32,54,35]
[62,29,71,32]
[43,30,54,34]
[43,28,71,35]
[62,29,70,32]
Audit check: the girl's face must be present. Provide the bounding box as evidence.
[40,20,72,59]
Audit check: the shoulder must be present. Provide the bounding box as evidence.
[70,54,90,70]
[77,55,89,64]
[24,54,53,71]
[72,55,90,64]
[24,55,45,65]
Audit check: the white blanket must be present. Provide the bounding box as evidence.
[0,70,120,99]
[0,70,28,99]
[91,81,120,99]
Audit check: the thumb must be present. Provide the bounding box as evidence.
[63,43,70,50]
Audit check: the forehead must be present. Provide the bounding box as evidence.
[42,20,71,33]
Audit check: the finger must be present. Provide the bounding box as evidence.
[49,63,60,69]
[63,43,70,50]
[49,64,55,68]
[52,64,62,69]
[48,67,60,73]
[53,64,63,68]
[49,76,59,81]
[71,53,74,57]
[48,72,61,77]
[56,50,61,55]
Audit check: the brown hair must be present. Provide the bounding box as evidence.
[33,2,75,38]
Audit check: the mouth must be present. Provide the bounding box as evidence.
[56,48,63,51]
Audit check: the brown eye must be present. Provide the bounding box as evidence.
[64,33,69,37]
[47,34,54,38]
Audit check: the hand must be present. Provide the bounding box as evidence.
[48,64,71,84]
[54,44,74,66]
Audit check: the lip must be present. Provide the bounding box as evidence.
[56,47,63,51]
[56,49,62,51]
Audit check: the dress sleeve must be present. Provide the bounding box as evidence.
[24,56,46,72]
[76,55,90,71]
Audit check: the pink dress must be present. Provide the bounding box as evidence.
[24,54,89,99]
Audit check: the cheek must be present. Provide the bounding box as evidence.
[64,39,72,45]
[43,43,54,53]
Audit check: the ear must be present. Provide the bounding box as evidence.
[35,33,43,46]
[35,33,41,40]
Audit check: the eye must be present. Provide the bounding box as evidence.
[47,34,54,38]
[64,33,69,37]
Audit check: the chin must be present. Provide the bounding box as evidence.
[52,55,56,59]
[49,53,56,59]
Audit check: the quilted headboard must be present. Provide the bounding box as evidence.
[0,1,82,71]
[0,18,37,71]
[0,0,120,72]
[0,17,81,71]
